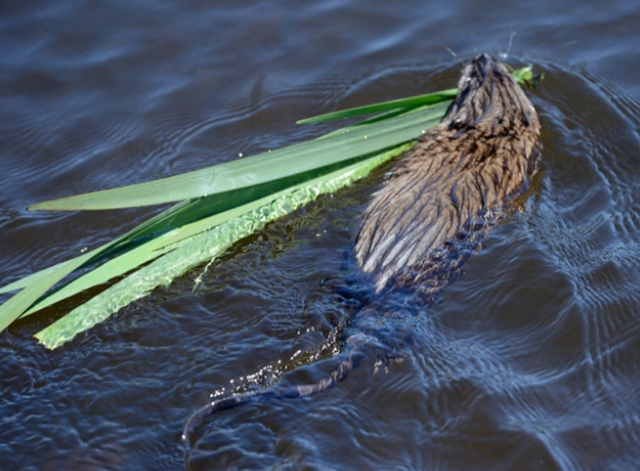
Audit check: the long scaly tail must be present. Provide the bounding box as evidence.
[182,344,366,444]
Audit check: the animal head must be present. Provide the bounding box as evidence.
[445,53,540,137]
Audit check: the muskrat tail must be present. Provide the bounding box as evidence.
[181,349,362,447]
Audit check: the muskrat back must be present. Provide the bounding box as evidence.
[355,53,541,292]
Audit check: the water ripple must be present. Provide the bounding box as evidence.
[3,0,640,469]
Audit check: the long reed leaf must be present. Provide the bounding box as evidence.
[296,89,457,124]
[28,102,451,211]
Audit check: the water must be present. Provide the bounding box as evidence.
[2,0,640,469]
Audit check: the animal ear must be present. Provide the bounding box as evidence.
[445,91,475,131]
[448,114,469,130]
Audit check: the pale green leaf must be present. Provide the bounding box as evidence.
[28,102,451,211]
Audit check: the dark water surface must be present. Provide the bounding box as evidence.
[2,0,640,469]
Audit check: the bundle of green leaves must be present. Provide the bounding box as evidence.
[0,65,536,349]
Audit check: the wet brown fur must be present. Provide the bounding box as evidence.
[355,54,541,292]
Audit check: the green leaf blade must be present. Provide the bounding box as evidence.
[296,89,458,124]
[28,101,451,211]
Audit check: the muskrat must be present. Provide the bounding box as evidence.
[356,53,540,296]
[182,53,541,449]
